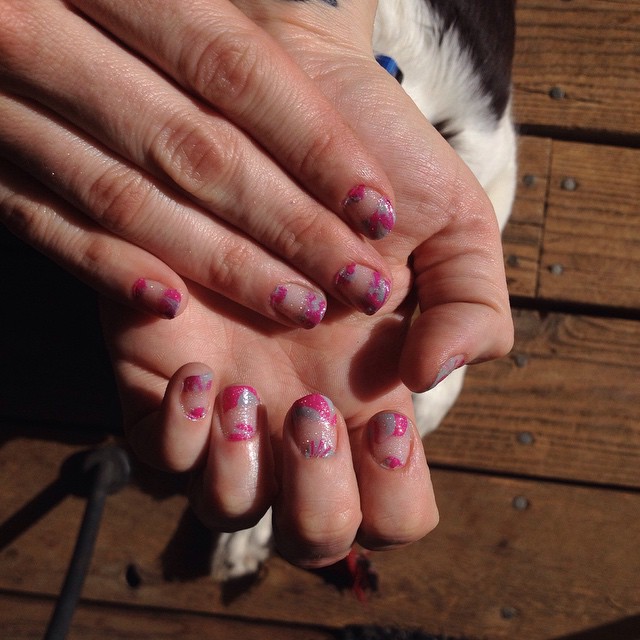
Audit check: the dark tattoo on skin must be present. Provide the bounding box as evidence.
[284,0,338,6]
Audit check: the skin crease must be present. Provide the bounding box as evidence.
[101,1,512,567]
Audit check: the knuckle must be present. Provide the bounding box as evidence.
[0,188,39,237]
[150,114,238,201]
[205,238,254,292]
[180,28,264,106]
[269,206,325,266]
[295,503,360,549]
[81,234,117,279]
[294,127,339,183]
[86,166,151,237]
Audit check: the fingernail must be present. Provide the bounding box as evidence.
[270,284,327,328]
[429,355,465,390]
[132,278,182,319]
[369,412,411,469]
[343,185,396,240]
[291,394,337,459]
[181,373,213,421]
[335,263,391,315]
[220,385,260,441]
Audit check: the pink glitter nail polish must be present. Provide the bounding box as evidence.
[343,185,396,240]
[428,355,466,390]
[132,278,182,319]
[270,284,327,328]
[181,373,213,421]
[220,385,260,441]
[291,394,337,459]
[335,263,391,315]
[369,412,411,469]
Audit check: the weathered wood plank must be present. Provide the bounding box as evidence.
[513,0,640,136]
[426,309,640,488]
[502,137,550,298]
[0,593,335,640]
[1,433,638,640]
[537,140,640,308]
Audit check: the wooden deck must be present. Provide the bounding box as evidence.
[1,1,639,638]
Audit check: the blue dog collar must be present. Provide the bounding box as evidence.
[375,54,403,84]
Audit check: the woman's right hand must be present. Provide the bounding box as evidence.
[0,0,397,326]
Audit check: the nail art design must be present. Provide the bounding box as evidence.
[291,394,337,459]
[335,263,391,315]
[343,185,396,240]
[270,284,327,328]
[181,373,213,421]
[132,278,182,319]
[221,385,260,441]
[369,412,411,469]
[429,355,466,390]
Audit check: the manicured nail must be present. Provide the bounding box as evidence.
[428,355,466,390]
[181,373,213,421]
[335,263,391,315]
[220,385,260,441]
[343,185,396,240]
[291,394,337,459]
[369,412,411,469]
[132,278,182,319]
[270,284,327,328]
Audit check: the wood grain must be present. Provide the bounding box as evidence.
[513,0,640,136]
[502,137,551,298]
[1,432,639,640]
[426,309,640,488]
[0,593,335,640]
[538,140,640,308]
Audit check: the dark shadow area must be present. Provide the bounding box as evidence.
[161,507,215,582]
[0,447,126,552]
[552,615,640,640]
[1,226,121,433]
[335,627,472,640]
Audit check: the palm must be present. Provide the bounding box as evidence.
[103,264,414,436]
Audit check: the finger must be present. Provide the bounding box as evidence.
[127,363,216,471]
[2,45,390,316]
[0,158,188,319]
[0,95,334,328]
[353,411,439,550]
[400,206,514,392]
[274,394,361,568]
[66,0,396,231]
[191,384,276,531]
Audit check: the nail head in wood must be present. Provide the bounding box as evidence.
[561,176,578,191]
[512,496,530,511]
[549,86,566,100]
[517,431,535,445]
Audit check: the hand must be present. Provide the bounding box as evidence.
[101,1,513,568]
[0,0,398,326]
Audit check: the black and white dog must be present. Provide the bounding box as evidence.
[213,0,517,578]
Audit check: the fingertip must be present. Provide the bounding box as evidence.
[342,185,396,240]
[356,411,438,550]
[274,394,361,567]
[192,383,275,531]
[158,363,215,471]
[131,276,188,319]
